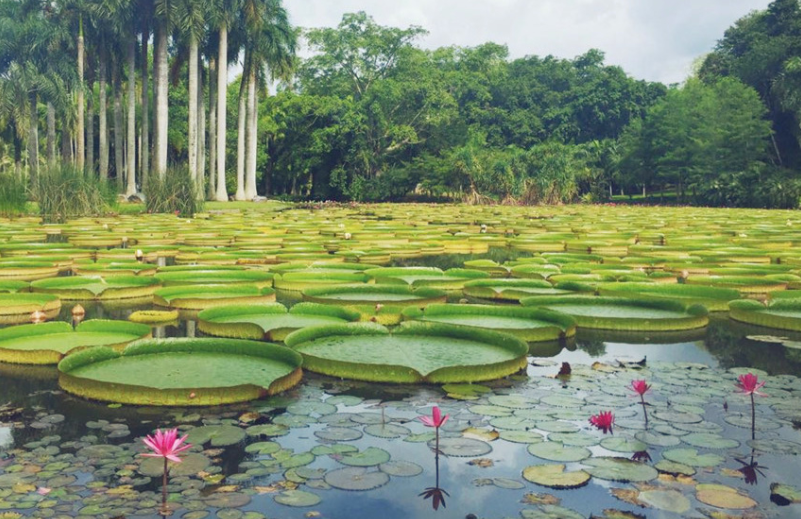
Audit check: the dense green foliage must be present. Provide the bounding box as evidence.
[31,163,116,223]
[0,170,27,216]
[1,2,799,207]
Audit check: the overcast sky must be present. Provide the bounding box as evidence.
[283,0,773,85]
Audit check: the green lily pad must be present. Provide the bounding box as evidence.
[487,395,537,409]
[139,453,211,478]
[638,490,691,514]
[770,483,801,505]
[324,467,390,491]
[654,460,696,476]
[534,421,579,434]
[489,416,536,431]
[286,401,337,417]
[661,448,724,467]
[634,431,681,447]
[582,457,659,482]
[378,461,423,477]
[203,492,252,508]
[493,477,526,489]
[680,433,739,450]
[499,430,544,444]
[724,414,782,430]
[547,432,599,447]
[522,464,591,489]
[527,442,591,462]
[696,484,756,509]
[339,447,391,467]
[185,425,246,447]
[314,427,363,442]
[520,504,584,519]
[600,436,648,453]
[245,424,289,437]
[468,405,513,417]
[433,437,492,457]
[747,438,801,455]
[363,424,410,439]
[273,490,320,507]
[244,442,281,455]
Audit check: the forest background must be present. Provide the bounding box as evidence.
[1,0,800,210]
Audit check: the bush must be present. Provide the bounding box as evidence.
[31,164,117,223]
[0,170,28,216]
[144,166,204,216]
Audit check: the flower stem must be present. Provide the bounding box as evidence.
[161,457,168,515]
[640,396,649,429]
[750,392,756,441]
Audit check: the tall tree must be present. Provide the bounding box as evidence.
[175,0,205,188]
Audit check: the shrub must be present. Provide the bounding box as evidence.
[31,164,117,223]
[144,166,204,216]
[0,170,27,216]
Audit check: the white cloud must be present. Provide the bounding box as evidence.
[284,0,772,84]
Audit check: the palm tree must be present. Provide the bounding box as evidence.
[175,0,205,189]
[210,0,240,201]
[242,0,295,199]
[153,0,176,177]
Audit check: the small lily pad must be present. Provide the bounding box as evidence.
[378,461,423,477]
[638,490,691,514]
[527,442,591,462]
[582,457,659,482]
[770,483,801,505]
[520,504,584,519]
[499,430,544,444]
[273,490,320,507]
[245,424,289,437]
[432,437,492,457]
[314,427,363,442]
[522,464,591,489]
[600,436,648,453]
[696,484,756,509]
[185,425,246,447]
[748,438,801,455]
[324,467,390,491]
[681,433,739,450]
[654,460,696,476]
[363,424,410,439]
[339,447,391,467]
[662,448,724,468]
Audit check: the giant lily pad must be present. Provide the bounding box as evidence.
[31,275,160,300]
[154,285,276,310]
[402,304,576,342]
[302,284,446,306]
[0,320,150,364]
[198,303,359,341]
[58,338,302,406]
[0,293,61,324]
[520,296,709,331]
[285,322,528,383]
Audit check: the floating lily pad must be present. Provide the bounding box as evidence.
[747,438,801,455]
[582,457,659,482]
[324,467,390,491]
[314,427,363,442]
[185,425,246,447]
[339,447,391,467]
[285,322,528,383]
[696,484,756,509]
[432,437,492,457]
[680,433,739,450]
[724,414,781,430]
[527,442,591,462]
[522,464,591,489]
[139,453,211,478]
[273,490,320,507]
[519,504,584,519]
[661,448,724,468]
[58,338,303,406]
[600,436,648,453]
[638,490,691,514]
[770,483,801,505]
[634,431,681,447]
[378,461,423,477]
[499,430,544,444]
[203,492,252,508]
[0,320,151,365]
[364,424,410,439]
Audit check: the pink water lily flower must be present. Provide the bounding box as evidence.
[736,373,767,397]
[589,411,615,435]
[142,428,192,463]
[419,406,449,429]
[629,379,651,397]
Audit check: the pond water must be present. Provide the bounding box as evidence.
[2,253,801,519]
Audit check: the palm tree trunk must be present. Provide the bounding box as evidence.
[188,35,199,187]
[87,78,95,175]
[197,61,206,197]
[155,20,169,178]
[61,121,72,161]
[77,17,85,171]
[235,84,246,200]
[140,22,150,187]
[28,93,39,180]
[113,65,125,190]
[215,24,228,201]
[207,57,217,200]
[126,37,137,195]
[99,51,109,180]
[46,102,56,166]
[245,70,258,199]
